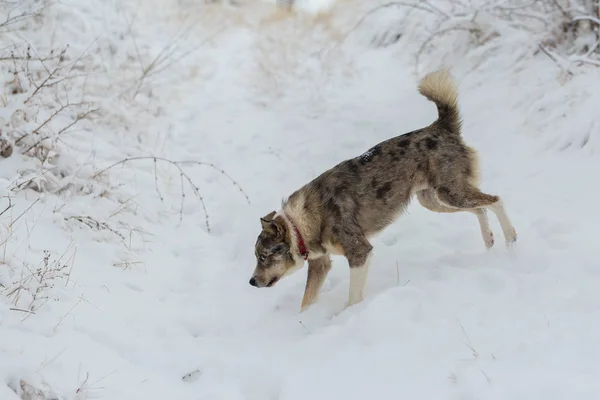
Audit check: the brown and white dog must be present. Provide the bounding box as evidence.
[249,69,517,312]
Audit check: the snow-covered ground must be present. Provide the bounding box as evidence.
[1,0,599,398]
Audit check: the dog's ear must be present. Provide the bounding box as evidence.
[260,211,277,230]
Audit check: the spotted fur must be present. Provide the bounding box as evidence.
[249,69,517,311]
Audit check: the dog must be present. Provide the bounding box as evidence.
[249,69,517,312]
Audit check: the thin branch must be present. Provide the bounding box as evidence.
[145,28,227,79]
[178,160,250,203]
[153,158,164,202]
[53,297,82,332]
[15,101,88,145]
[549,0,570,18]
[23,47,68,103]
[93,157,250,232]
[179,171,185,223]
[66,215,126,241]
[94,157,250,203]
[422,0,452,18]
[537,43,574,75]
[8,198,39,228]
[9,307,35,314]
[573,15,600,25]
[133,21,202,94]
[0,2,53,30]
[570,55,600,66]
[415,26,474,75]
[329,1,438,54]
[23,108,99,154]
[0,54,60,62]
[0,197,14,217]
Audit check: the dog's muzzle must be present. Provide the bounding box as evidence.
[249,276,278,288]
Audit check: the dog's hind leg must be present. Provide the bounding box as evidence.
[487,198,517,246]
[416,189,494,248]
[472,208,495,248]
[434,186,517,246]
[300,256,332,312]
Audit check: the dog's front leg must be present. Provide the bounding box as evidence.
[342,236,373,307]
[348,254,372,306]
[300,255,332,312]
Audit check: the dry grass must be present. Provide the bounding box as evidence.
[249,3,358,101]
[162,0,364,102]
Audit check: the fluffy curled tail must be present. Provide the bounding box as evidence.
[418,69,462,134]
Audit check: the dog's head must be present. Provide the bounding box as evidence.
[249,211,300,288]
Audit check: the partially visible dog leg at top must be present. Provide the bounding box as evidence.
[300,256,332,312]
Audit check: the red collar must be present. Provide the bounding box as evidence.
[287,216,309,260]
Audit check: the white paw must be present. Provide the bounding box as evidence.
[346,296,364,309]
[505,227,517,247]
[483,231,495,249]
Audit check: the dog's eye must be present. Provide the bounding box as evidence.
[272,244,286,253]
[258,255,266,262]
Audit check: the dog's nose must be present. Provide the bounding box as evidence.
[249,277,258,287]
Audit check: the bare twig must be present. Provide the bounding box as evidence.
[299,320,311,334]
[53,297,83,332]
[153,158,164,202]
[8,198,39,228]
[93,156,250,232]
[178,160,250,203]
[336,2,438,48]
[23,47,68,103]
[64,245,77,287]
[415,26,475,74]
[537,43,574,75]
[76,372,90,395]
[0,197,14,217]
[573,15,600,25]
[132,21,204,95]
[480,368,492,385]
[459,322,479,358]
[144,27,227,80]
[549,0,570,18]
[0,4,51,31]
[66,215,126,241]
[570,55,600,65]
[179,170,186,222]
[76,369,116,394]
[422,0,452,18]
[9,307,35,314]
[23,108,98,154]
[15,100,88,145]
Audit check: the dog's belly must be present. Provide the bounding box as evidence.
[358,188,415,235]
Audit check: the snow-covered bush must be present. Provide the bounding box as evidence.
[355,0,599,74]
[0,0,98,193]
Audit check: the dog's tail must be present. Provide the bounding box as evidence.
[418,69,462,135]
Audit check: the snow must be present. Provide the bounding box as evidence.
[1,0,600,399]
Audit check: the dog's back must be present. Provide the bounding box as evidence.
[252,69,517,311]
[291,69,473,237]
